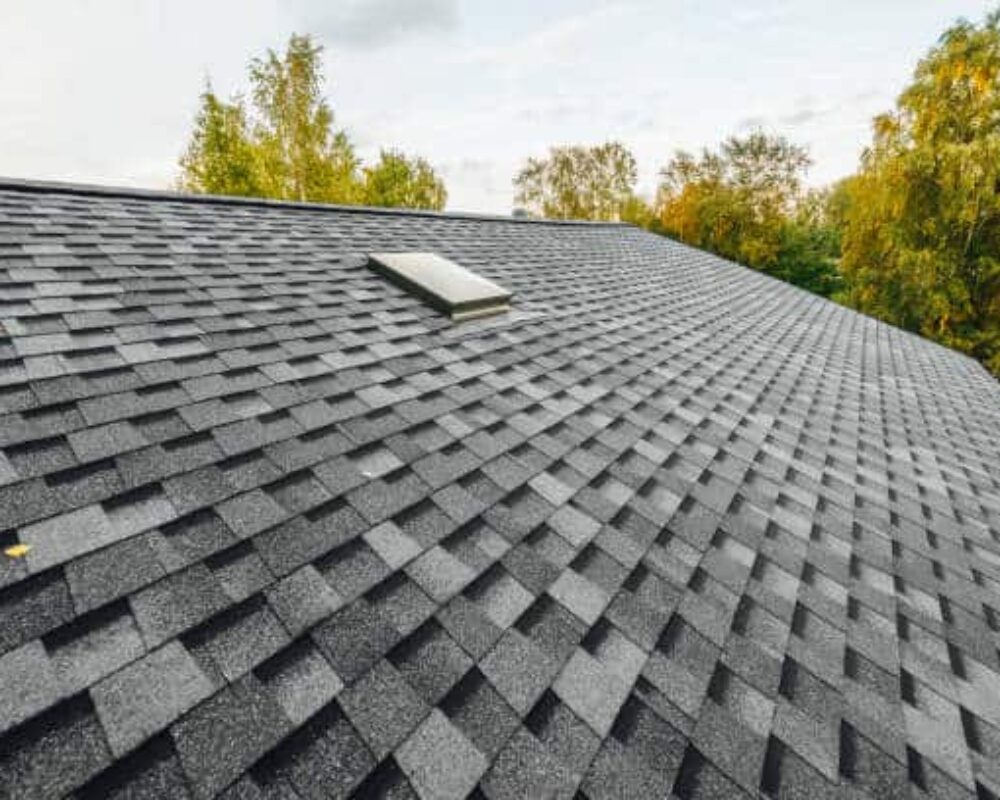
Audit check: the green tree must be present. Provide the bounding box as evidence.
[178,87,262,197]
[837,11,1000,373]
[178,34,445,210]
[247,34,361,203]
[655,132,841,296]
[514,142,639,220]
[362,150,447,210]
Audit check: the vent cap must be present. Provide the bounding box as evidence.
[369,252,512,321]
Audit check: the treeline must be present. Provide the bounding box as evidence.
[514,12,1000,376]
[178,13,1000,376]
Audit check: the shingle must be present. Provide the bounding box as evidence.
[208,541,272,602]
[480,727,576,800]
[436,594,504,659]
[216,489,288,539]
[368,572,437,636]
[74,734,193,800]
[0,640,62,735]
[470,567,536,630]
[20,504,119,572]
[170,676,291,800]
[265,564,343,636]
[548,569,611,627]
[255,703,373,799]
[129,563,229,647]
[103,484,178,540]
[252,515,329,577]
[160,509,237,567]
[255,639,343,726]
[347,469,430,524]
[318,537,392,599]
[0,695,111,800]
[68,421,148,463]
[406,545,475,602]
[1,182,1000,800]
[396,709,489,800]
[311,598,402,682]
[553,648,633,738]
[480,628,560,715]
[0,567,75,653]
[527,690,601,776]
[45,603,146,695]
[440,667,520,759]
[364,520,423,569]
[91,641,214,757]
[163,465,234,516]
[339,659,430,758]
[389,620,473,706]
[185,595,290,682]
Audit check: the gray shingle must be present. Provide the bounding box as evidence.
[256,639,343,726]
[92,641,214,757]
[129,563,229,647]
[186,596,290,681]
[339,659,430,758]
[0,181,999,800]
[396,710,489,800]
[215,489,288,539]
[265,564,343,636]
[0,640,62,735]
[46,604,146,695]
[0,696,111,799]
[170,676,290,799]
[20,504,119,572]
[68,421,148,463]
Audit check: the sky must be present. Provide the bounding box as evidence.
[0,0,993,213]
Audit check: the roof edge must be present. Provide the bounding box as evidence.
[0,176,629,227]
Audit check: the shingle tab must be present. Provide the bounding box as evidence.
[20,504,118,572]
[91,641,214,757]
[0,180,998,798]
[0,640,62,735]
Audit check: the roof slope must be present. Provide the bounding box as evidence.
[0,181,999,799]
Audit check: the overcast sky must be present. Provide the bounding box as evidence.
[0,0,992,212]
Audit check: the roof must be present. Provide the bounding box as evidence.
[0,179,999,800]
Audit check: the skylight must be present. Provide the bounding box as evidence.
[369,252,512,321]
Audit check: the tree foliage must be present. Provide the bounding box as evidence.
[362,150,447,210]
[514,142,641,221]
[836,11,1000,373]
[178,90,262,198]
[179,34,445,210]
[655,132,841,296]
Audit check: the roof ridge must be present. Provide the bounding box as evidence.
[0,176,631,227]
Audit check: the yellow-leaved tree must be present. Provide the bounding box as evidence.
[837,11,1000,374]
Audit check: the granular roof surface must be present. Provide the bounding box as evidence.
[0,180,999,799]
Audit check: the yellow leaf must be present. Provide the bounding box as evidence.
[3,544,30,559]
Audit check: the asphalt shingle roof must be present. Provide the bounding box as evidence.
[1,179,999,799]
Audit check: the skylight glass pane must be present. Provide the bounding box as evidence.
[369,252,512,321]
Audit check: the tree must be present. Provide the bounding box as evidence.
[247,34,361,203]
[655,132,841,296]
[837,11,1000,374]
[362,150,447,210]
[514,142,639,220]
[178,34,445,210]
[178,88,262,198]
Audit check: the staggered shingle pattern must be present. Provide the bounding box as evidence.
[1,181,999,799]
